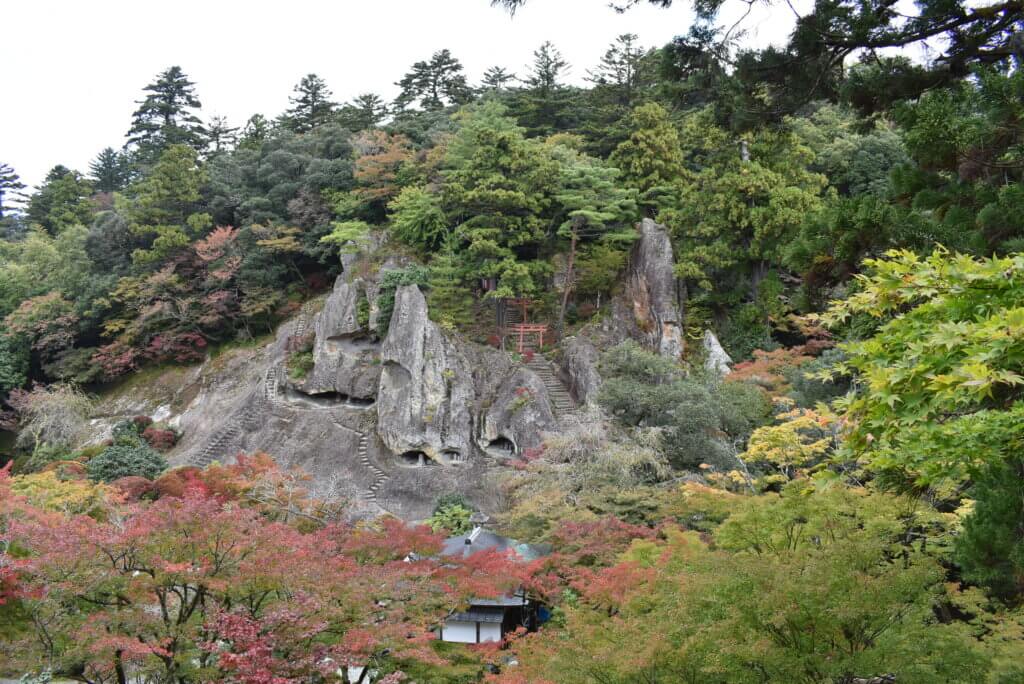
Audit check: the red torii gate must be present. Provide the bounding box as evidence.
[507,323,548,353]
[499,298,548,353]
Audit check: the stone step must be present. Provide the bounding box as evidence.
[358,432,389,503]
[524,356,579,417]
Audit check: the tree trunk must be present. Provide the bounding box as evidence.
[750,259,769,301]
[557,225,579,336]
[114,650,127,684]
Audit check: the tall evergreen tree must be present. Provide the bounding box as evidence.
[427,234,475,330]
[586,34,652,107]
[394,50,473,111]
[239,114,271,149]
[581,34,659,155]
[282,74,337,133]
[205,115,239,155]
[552,146,638,331]
[125,144,212,265]
[609,102,685,210]
[0,162,27,219]
[443,101,559,298]
[481,66,516,90]
[526,41,568,93]
[26,165,94,234]
[336,93,388,130]
[663,108,826,296]
[125,66,206,162]
[518,41,575,135]
[89,147,130,193]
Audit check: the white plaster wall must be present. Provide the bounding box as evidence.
[479,622,502,643]
[442,620,478,644]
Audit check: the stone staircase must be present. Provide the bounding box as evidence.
[503,303,524,328]
[192,301,316,469]
[359,432,390,503]
[526,355,576,417]
[191,386,266,468]
[292,300,317,340]
[264,365,283,405]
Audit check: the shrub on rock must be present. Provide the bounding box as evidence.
[142,427,178,450]
[86,444,168,483]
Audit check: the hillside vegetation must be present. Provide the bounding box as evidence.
[1,0,1023,681]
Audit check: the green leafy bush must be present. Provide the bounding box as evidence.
[598,341,770,470]
[86,444,168,483]
[716,380,772,441]
[427,504,474,535]
[287,351,314,380]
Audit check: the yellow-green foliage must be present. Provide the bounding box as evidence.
[509,486,986,684]
[10,471,112,517]
[743,407,835,480]
[821,248,1024,484]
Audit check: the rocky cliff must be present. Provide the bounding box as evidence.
[613,218,685,359]
[377,284,476,464]
[90,273,565,521]
[88,215,674,522]
[303,277,381,401]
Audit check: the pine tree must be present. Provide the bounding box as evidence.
[125,66,206,162]
[519,41,574,135]
[282,74,337,133]
[586,34,652,107]
[205,115,239,155]
[126,144,212,265]
[609,102,685,210]
[428,235,475,330]
[481,66,516,90]
[664,108,826,294]
[239,114,271,149]
[526,41,568,93]
[26,165,95,234]
[579,34,659,156]
[0,162,27,219]
[89,147,130,193]
[337,93,388,130]
[443,101,559,298]
[552,146,638,330]
[394,50,473,111]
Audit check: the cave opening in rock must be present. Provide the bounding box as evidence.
[442,449,467,464]
[289,389,376,409]
[301,391,346,405]
[399,450,434,467]
[486,437,516,456]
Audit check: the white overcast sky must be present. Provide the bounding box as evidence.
[2,0,805,189]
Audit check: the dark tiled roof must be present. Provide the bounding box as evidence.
[471,591,528,607]
[441,528,550,561]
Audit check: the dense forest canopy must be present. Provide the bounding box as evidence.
[1,0,1023,681]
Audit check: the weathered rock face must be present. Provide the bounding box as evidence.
[558,336,602,405]
[305,277,381,400]
[376,285,475,463]
[478,367,556,458]
[620,218,685,359]
[317,277,363,340]
[366,256,413,333]
[702,329,733,377]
